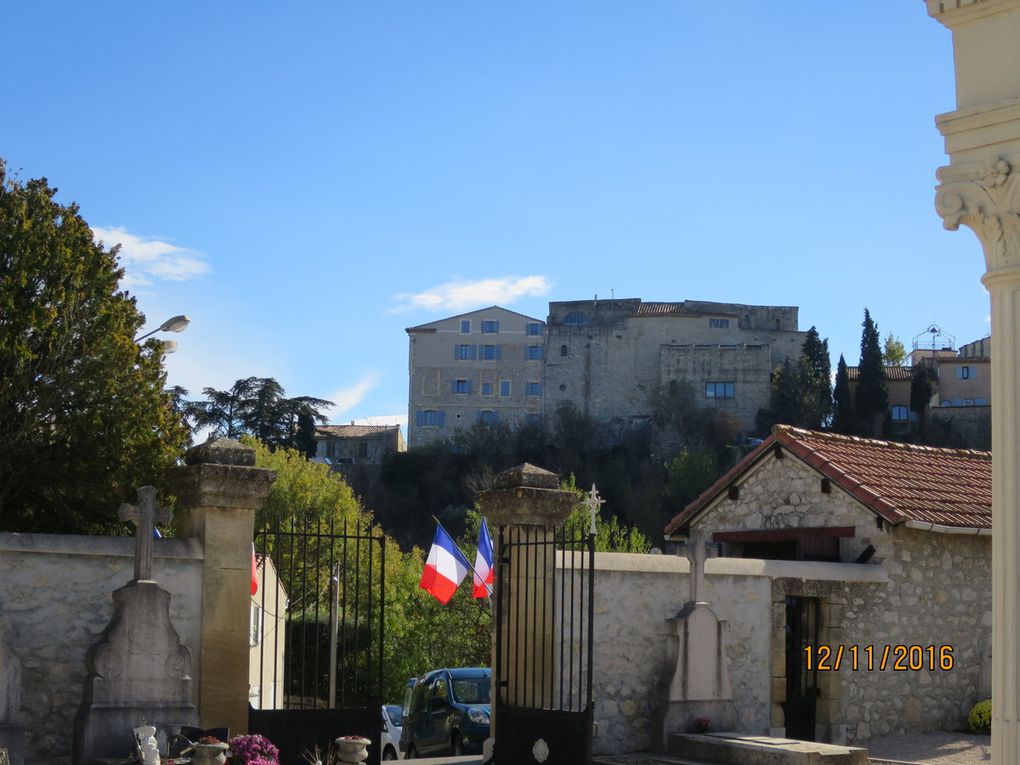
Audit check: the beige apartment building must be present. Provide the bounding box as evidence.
[406,306,546,447]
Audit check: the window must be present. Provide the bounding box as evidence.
[358,441,369,458]
[526,382,542,396]
[560,344,568,357]
[460,319,471,334]
[418,409,444,427]
[563,311,587,326]
[477,409,498,424]
[482,320,500,334]
[959,366,973,379]
[482,344,500,360]
[527,345,544,360]
[527,322,543,336]
[709,318,730,329]
[455,344,475,360]
[453,379,470,394]
[499,380,511,397]
[705,381,735,399]
[250,603,263,647]
[891,405,909,422]
[482,382,492,396]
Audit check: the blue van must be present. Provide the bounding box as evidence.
[399,667,491,757]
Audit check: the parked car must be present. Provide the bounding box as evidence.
[399,667,491,758]
[381,704,404,760]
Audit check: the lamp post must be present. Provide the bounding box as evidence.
[134,314,190,345]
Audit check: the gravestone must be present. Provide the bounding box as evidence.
[0,627,25,765]
[72,487,198,765]
[658,530,736,748]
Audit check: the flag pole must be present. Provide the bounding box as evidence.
[431,514,494,597]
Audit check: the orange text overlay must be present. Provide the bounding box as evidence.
[803,645,955,672]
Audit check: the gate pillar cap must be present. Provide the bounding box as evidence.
[477,463,576,529]
[185,437,256,467]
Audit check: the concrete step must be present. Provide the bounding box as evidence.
[669,733,869,765]
[593,756,720,765]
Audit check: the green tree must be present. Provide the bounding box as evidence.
[910,364,937,439]
[0,161,189,532]
[756,327,832,432]
[661,449,719,517]
[882,333,908,366]
[854,309,888,435]
[560,479,652,552]
[831,354,855,434]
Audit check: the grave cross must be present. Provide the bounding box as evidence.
[118,485,172,582]
[584,484,605,535]
[686,529,709,605]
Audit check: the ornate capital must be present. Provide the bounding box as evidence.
[936,157,1020,270]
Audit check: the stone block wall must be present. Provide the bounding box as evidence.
[0,533,203,765]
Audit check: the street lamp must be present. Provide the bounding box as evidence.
[134,314,190,343]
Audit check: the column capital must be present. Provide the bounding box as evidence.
[936,156,1020,271]
[927,0,1020,29]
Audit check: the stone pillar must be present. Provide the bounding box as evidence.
[0,629,24,765]
[927,3,1020,761]
[168,438,275,735]
[476,464,577,749]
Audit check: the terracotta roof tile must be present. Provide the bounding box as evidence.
[316,424,400,439]
[846,366,914,381]
[664,426,990,535]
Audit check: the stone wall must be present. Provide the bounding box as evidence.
[0,533,203,765]
[689,454,991,742]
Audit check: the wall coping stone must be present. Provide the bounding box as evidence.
[0,533,202,561]
[588,552,890,582]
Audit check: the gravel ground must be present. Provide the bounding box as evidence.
[862,731,990,764]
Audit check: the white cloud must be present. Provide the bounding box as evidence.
[392,275,551,313]
[322,372,383,421]
[92,226,211,289]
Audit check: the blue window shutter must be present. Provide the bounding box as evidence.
[494,321,499,333]
[470,345,477,360]
[467,380,472,394]
[454,345,460,360]
[476,410,482,422]
[438,410,446,426]
[495,345,502,360]
[451,380,458,394]
[416,410,425,426]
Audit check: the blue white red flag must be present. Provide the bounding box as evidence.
[420,524,471,604]
[472,517,494,598]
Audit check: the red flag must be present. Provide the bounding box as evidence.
[251,545,259,596]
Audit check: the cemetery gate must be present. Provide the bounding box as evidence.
[494,525,595,765]
[250,517,385,765]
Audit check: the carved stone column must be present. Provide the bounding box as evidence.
[928,3,1020,761]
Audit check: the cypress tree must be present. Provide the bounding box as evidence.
[831,354,855,434]
[854,308,888,435]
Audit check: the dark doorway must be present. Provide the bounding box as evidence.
[783,596,819,741]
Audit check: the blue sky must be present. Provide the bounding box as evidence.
[0,2,987,431]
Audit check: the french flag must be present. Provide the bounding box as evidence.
[472,517,493,598]
[420,525,471,604]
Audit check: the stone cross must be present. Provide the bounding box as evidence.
[686,529,709,605]
[117,486,172,582]
[584,484,605,535]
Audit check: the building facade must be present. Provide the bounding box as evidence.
[406,306,546,447]
[542,298,806,435]
[315,423,406,465]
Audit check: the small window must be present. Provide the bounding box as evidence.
[482,344,500,360]
[482,320,500,334]
[460,320,471,334]
[563,311,587,326]
[423,410,441,426]
[250,603,263,647]
[499,380,511,397]
[477,410,498,424]
[527,345,544,360]
[454,379,470,395]
[709,318,729,329]
[526,382,543,396]
[705,381,735,399]
[959,366,972,379]
[560,344,568,357]
[891,405,909,422]
[527,322,543,336]
[455,344,475,360]
[482,382,492,396]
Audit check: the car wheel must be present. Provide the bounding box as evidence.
[405,744,416,759]
[451,732,464,756]
[383,745,397,760]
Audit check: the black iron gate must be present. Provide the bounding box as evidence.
[494,526,595,765]
[250,517,385,765]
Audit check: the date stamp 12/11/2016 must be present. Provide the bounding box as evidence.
[803,644,955,672]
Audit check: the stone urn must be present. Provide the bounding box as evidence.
[334,735,371,764]
[189,740,230,765]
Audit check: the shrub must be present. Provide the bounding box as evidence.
[968,699,992,733]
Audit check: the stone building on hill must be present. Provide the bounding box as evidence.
[315,423,406,465]
[663,426,991,744]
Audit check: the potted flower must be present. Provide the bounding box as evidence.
[334,735,372,763]
[694,716,712,734]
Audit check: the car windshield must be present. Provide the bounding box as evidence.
[450,676,490,704]
[385,705,402,727]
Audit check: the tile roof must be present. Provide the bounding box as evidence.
[664,425,991,536]
[316,424,401,439]
[635,302,737,318]
[846,366,914,381]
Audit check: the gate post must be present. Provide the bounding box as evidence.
[477,464,577,758]
[168,438,275,736]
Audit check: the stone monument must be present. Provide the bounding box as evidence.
[73,486,198,765]
[0,627,24,765]
[659,530,736,748]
